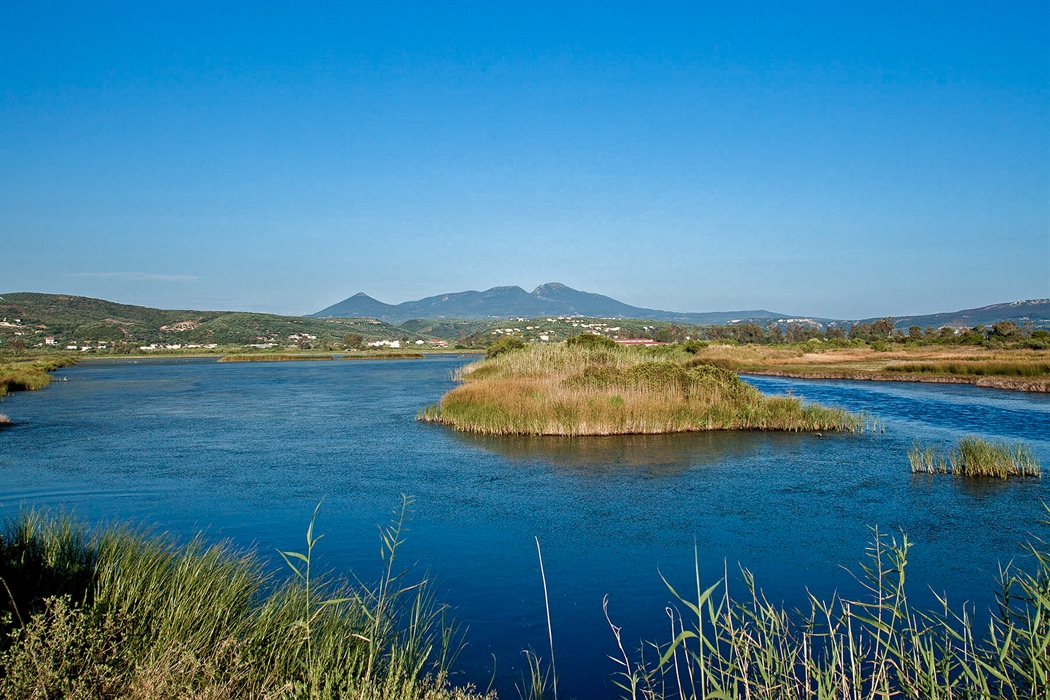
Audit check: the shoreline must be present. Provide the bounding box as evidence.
[742,369,1050,392]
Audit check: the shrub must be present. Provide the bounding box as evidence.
[486,336,525,359]
[565,334,618,350]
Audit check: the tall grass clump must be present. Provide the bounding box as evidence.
[0,356,76,397]
[910,437,1041,478]
[605,523,1050,700]
[419,343,866,436]
[0,503,480,700]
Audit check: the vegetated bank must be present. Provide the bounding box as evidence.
[221,352,431,362]
[460,317,1050,392]
[909,436,1042,478]
[218,354,337,363]
[0,355,78,425]
[342,352,426,360]
[0,356,77,397]
[0,504,487,700]
[677,343,1050,392]
[419,336,866,436]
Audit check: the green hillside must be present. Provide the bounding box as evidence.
[397,318,494,342]
[0,293,414,349]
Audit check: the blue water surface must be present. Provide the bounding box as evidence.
[2,357,1048,699]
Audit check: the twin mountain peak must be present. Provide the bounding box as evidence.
[313,283,783,325]
[312,283,1050,329]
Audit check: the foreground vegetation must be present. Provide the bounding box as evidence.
[5,507,1050,699]
[909,437,1042,478]
[0,504,483,700]
[600,524,1050,700]
[419,337,866,436]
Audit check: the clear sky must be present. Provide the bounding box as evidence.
[1,0,1047,319]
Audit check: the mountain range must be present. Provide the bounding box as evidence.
[313,283,795,325]
[313,282,1050,329]
[2,289,1047,350]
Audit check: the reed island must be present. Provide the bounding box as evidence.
[419,335,865,436]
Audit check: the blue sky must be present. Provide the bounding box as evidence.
[1,1,1047,318]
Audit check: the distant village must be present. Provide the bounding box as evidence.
[1,305,1043,356]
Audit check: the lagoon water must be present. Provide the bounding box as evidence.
[2,356,1049,699]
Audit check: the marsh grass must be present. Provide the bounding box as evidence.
[0,505,478,700]
[0,356,76,397]
[219,354,335,363]
[342,353,426,360]
[420,344,866,436]
[605,524,1050,700]
[887,361,1050,377]
[909,437,1041,478]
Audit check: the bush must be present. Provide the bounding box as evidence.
[485,336,525,359]
[681,340,708,354]
[565,333,618,350]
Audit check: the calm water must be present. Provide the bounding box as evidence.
[2,356,1049,698]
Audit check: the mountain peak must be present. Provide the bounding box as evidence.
[532,282,569,295]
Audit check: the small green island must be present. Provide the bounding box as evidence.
[419,335,866,436]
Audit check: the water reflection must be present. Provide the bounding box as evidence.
[455,430,769,474]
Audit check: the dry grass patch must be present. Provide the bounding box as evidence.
[694,345,1050,390]
[420,343,864,436]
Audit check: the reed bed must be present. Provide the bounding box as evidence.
[218,354,335,363]
[0,357,76,397]
[909,437,1041,478]
[342,353,426,360]
[602,524,1050,700]
[886,360,1050,377]
[420,343,866,436]
[0,504,480,700]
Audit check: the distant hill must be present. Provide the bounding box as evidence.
[857,300,1050,331]
[0,292,410,347]
[4,291,1047,351]
[315,284,1050,331]
[313,282,795,325]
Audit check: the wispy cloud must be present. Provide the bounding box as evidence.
[66,272,198,283]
